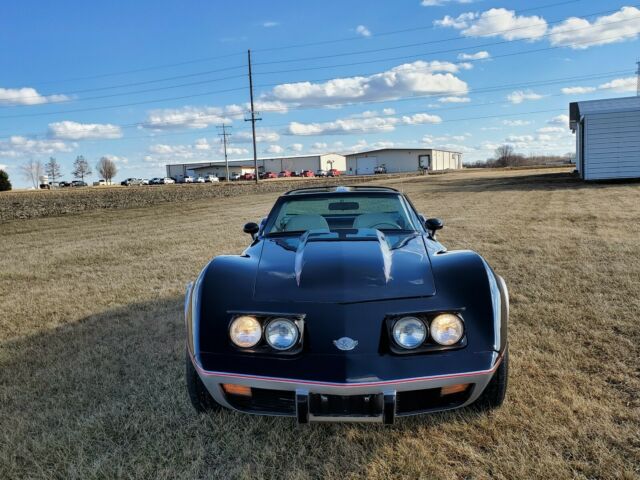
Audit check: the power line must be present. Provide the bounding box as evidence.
[217,124,233,180]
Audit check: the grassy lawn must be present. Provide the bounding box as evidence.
[1,167,638,479]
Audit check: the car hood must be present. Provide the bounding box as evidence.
[253,229,436,303]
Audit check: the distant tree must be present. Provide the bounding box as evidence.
[45,157,62,184]
[97,156,117,184]
[71,155,91,181]
[494,145,516,167]
[0,169,11,191]
[19,159,43,189]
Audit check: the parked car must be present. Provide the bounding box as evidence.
[121,178,142,186]
[230,173,241,181]
[278,170,292,178]
[196,176,206,183]
[184,185,509,424]
[205,175,219,183]
[374,165,387,174]
[140,179,150,185]
[93,179,107,186]
[327,169,341,177]
[181,176,194,183]
[261,171,277,179]
[316,169,328,177]
[58,181,71,187]
[160,177,176,184]
[240,172,255,181]
[71,180,88,187]
[301,170,315,177]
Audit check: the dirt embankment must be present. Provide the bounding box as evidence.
[0,173,420,222]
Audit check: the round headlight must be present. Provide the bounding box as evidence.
[392,316,427,349]
[229,316,262,348]
[265,318,299,350]
[430,313,464,346]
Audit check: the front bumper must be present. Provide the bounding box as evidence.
[191,353,503,424]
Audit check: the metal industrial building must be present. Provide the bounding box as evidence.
[570,96,640,180]
[166,153,346,181]
[344,148,463,175]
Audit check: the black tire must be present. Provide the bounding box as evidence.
[186,353,221,413]
[472,348,509,411]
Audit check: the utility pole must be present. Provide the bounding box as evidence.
[245,49,261,184]
[217,124,232,181]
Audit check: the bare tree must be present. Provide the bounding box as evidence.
[97,156,117,184]
[19,159,43,189]
[494,144,516,167]
[45,157,62,184]
[71,155,91,182]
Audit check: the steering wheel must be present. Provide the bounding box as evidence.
[369,221,401,230]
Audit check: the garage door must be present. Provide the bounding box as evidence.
[356,156,377,175]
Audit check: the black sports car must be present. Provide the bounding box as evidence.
[185,185,508,424]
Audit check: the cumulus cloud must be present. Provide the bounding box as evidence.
[47,121,122,140]
[457,51,490,60]
[102,154,128,164]
[0,164,6,171]
[439,96,471,103]
[234,129,280,143]
[549,7,640,49]
[503,119,531,126]
[356,25,371,37]
[435,8,547,41]
[0,87,69,106]
[288,143,304,152]
[265,61,468,107]
[287,111,441,136]
[143,106,231,130]
[561,77,636,96]
[0,136,74,158]
[561,86,597,95]
[507,90,544,104]
[548,114,570,127]
[265,144,285,154]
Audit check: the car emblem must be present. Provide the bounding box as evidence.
[333,337,358,351]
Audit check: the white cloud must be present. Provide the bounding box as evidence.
[503,119,531,126]
[266,60,468,106]
[194,138,212,150]
[0,164,7,171]
[537,126,565,134]
[102,154,128,164]
[287,111,440,136]
[0,87,68,106]
[356,25,371,37]
[507,90,544,104]
[599,77,636,93]
[262,21,279,28]
[436,8,547,41]
[549,7,640,49]
[561,86,597,95]
[439,96,471,103]
[288,143,304,152]
[225,147,249,156]
[48,121,122,140]
[143,106,230,130]
[234,129,280,143]
[0,136,74,158]
[548,114,569,127]
[265,144,284,154]
[457,51,490,60]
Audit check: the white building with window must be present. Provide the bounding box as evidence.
[570,96,640,181]
[344,148,463,175]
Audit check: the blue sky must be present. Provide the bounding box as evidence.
[1,0,639,186]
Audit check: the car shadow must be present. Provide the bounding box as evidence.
[1,296,494,478]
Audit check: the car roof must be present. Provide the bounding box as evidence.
[282,185,400,196]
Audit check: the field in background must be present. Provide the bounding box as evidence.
[1,168,638,479]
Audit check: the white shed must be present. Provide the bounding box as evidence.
[344,148,462,175]
[570,96,640,180]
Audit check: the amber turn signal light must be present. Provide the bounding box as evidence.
[440,383,470,396]
[222,384,252,396]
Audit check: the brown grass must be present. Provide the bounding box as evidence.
[0,167,638,479]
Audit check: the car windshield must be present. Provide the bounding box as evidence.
[266,193,419,234]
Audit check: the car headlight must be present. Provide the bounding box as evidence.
[430,313,464,346]
[392,316,427,349]
[229,316,262,348]
[265,318,299,350]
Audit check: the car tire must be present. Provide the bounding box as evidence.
[185,352,221,413]
[472,348,508,411]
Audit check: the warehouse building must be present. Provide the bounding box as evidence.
[570,96,640,181]
[344,148,463,175]
[166,153,346,181]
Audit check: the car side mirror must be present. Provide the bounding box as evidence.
[243,222,260,239]
[425,218,444,239]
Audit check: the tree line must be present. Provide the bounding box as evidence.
[465,144,575,169]
[16,156,119,189]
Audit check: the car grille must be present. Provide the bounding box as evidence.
[309,393,384,418]
[396,387,472,415]
[224,388,296,415]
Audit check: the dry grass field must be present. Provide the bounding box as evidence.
[1,167,638,479]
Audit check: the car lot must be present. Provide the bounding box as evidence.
[0,168,638,479]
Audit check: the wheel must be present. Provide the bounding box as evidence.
[186,352,221,413]
[472,348,508,411]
